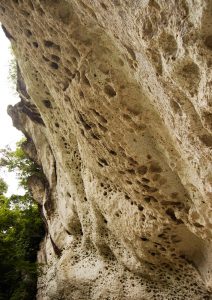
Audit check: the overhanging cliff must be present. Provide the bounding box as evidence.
[0,1,212,299]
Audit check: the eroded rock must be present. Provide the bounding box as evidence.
[0,1,212,299]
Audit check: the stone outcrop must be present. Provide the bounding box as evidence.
[0,1,212,299]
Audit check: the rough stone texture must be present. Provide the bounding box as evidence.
[1,0,212,299]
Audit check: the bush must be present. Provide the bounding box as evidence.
[0,140,44,299]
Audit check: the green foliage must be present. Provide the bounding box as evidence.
[0,177,8,195]
[0,140,44,300]
[0,138,42,192]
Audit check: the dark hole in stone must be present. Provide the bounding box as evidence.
[123,113,131,121]
[141,237,148,241]
[32,41,38,48]
[43,99,52,108]
[109,150,117,156]
[65,229,71,235]
[166,208,178,222]
[128,157,138,165]
[204,35,212,50]
[64,95,71,102]
[104,84,116,97]
[149,163,162,173]
[21,9,30,17]
[100,2,107,10]
[91,132,101,140]
[199,134,212,147]
[137,165,147,175]
[99,115,108,124]
[127,169,135,174]
[98,123,108,132]
[99,158,108,166]
[78,113,92,130]
[138,205,144,211]
[25,29,32,37]
[149,187,158,193]
[119,170,125,174]
[142,178,150,183]
[193,222,204,228]
[79,90,84,98]
[142,184,151,191]
[44,40,54,47]
[0,5,5,13]
[144,196,151,203]
[55,122,60,128]
[51,54,60,62]
[50,62,59,69]
[42,55,49,62]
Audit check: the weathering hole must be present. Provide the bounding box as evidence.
[104,84,116,97]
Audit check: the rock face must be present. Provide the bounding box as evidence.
[1,1,212,299]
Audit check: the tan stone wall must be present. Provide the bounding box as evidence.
[0,1,211,299]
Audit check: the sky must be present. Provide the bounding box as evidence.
[0,27,24,195]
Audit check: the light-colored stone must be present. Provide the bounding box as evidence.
[0,0,212,299]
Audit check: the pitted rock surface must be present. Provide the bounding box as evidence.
[0,1,212,299]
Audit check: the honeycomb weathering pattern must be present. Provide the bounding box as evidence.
[1,0,212,299]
